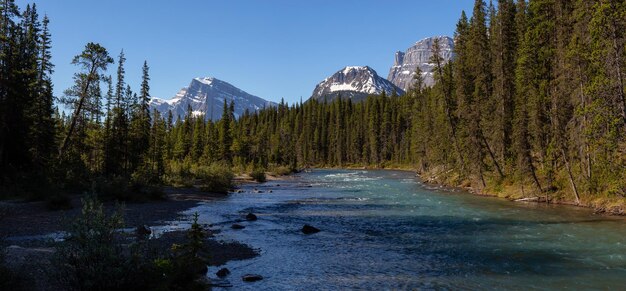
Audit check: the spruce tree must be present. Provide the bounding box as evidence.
[219,100,233,163]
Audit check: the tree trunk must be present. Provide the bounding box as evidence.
[561,147,581,205]
[577,64,592,180]
[610,18,626,123]
[480,129,505,178]
[58,64,97,157]
[527,153,543,194]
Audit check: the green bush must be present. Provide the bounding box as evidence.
[167,213,209,285]
[163,160,194,187]
[54,196,209,290]
[93,176,130,199]
[250,169,267,183]
[195,163,234,194]
[131,164,163,187]
[54,195,142,290]
[163,160,235,193]
[270,165,294,176]
[91,176,164,202]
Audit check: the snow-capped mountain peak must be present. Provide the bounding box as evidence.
[149,77,275,121]
[311,66,404,102]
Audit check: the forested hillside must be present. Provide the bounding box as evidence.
[222,0,626,209]
[1,0,625,211]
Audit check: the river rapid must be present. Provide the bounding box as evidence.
[179,169,626,290]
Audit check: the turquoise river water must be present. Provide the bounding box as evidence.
[177,169,626,290]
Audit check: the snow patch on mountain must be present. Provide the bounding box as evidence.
[149,77,275,121]
[311,66,404,102]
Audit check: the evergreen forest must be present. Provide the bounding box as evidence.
[1,0,625,211]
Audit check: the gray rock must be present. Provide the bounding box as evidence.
[242,274,263,282]
[310,66,404,102]
[216,267,231,277]
[246,213,257,221]
[301,224,320,234]
[135,225,152,237]
[387,36,455,91]
[150,77,275,122]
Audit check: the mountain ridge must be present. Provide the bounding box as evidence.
[388,36,455,91]
[310,66,404,102]
[149,77,275,121]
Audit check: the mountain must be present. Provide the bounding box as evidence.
[387,36,455,91]
[149,77,275,121]
[310,66,404,102]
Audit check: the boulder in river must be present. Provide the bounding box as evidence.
[231,224,245,230]
[246,213,258,221]
[242,274,263,282]
[194,262,208,275]
[301,224,320,234]
[135,225,152,237]
[216,267,231,277]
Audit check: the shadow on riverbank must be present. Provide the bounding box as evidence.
[0,186,259,290]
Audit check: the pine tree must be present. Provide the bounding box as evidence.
[491,0,517,165]
[115,50,126,108]
[191,115,205,160]
[512,0,544,193]
[219,100,233,163]
[367,96,380,165]
[59,43,113,157]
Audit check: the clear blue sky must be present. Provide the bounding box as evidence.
[18,0,474,104]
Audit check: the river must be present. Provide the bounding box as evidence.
[177,169,626,290]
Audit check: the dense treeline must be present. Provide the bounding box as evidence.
[215,0,624,208]
[0,2,56,195]
[0,1,226,200]
[1,0,625,210]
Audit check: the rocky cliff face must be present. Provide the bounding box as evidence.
[310,66,404,102]
[387,36,454,91]
[149,77,275,121]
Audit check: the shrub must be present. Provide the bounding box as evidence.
[163,160,194,187]
[270,165,294,176]
[131,164,163,187]
[169,213,209,283]
[92,175,165,202]
[194,163,234,194]
[54,195,135,290]
[53,196,209,290]
[250,169,267,183]
[93,176,131,200]
[163,161,235,193]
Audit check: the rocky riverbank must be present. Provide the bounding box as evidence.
[0,186,260,290]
